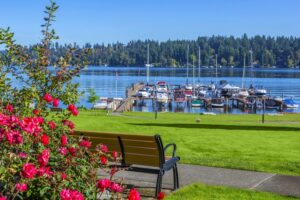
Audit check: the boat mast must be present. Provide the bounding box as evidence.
[186,44,189,84]
[215,54,218,84]
[146,44,150,85]
[198,46,201,82]
[242,53,246,89]
[249,49,253,85]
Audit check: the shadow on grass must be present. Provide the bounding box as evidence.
[127,123,300,132]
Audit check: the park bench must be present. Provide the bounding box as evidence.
[74,130,180,196]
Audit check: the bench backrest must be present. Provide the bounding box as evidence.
[74,131,165,168]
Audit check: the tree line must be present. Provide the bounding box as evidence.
[28,34,300,68]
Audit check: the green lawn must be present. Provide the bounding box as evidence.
[72,111,300,176]
[165,183,298,200]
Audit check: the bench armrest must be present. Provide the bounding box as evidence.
[164,143,177,157]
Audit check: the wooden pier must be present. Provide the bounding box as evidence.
[114,82,145,112]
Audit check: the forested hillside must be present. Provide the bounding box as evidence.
[31,34,300,68]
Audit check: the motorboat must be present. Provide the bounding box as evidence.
[211,98,225,108]
[283,98,299,108]
[191,99,204,107]
[156,81,168,92]
[254,86,267,96]
[93,97,108,109]
[136,88,150,98]
[173,89,186,103]
[238,89,249,98]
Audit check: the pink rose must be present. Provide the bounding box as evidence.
[48,121,56,130]
[5,104,14,113]
[18,152,27,158]
[128,188,140,200]
[37,149,50,166]
[112,151,118,159]
[37,166,53,178]
[99,144,108,153]
[41,134,50,146]
[43,93,52,103]
[61,135,68,146]
[96,178,111,192]
[59,147,68,155]
[15,183,27,192]
[60,189,84,200]
[52,98,59,107]
[110,182,123,193]
[21,163,37,179]
[79,140,91,148]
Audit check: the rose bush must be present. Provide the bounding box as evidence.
[0,1,144,199]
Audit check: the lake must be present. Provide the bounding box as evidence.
[76,66,300,114]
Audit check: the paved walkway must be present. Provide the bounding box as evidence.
[114,164,300,198]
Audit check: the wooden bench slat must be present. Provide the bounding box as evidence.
[75,131,155,141]
[124,146,159,156]
[125,153,160,167]
[122,140,158,148]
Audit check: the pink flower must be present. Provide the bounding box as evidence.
[21,163,37,179]
[61,173,67,180]
[15,183,27,192]
[67,104,79,116]
[18,152,27,158]
[20,117,43,135]
[37,166,53,178]
[5,130,23,145]
[96,178,111,192]
[41,134,50,145]
[61,135,68,146]
[0,196,7,200]
[59,147,68,155]
[60,189,84,200]
[33,109,39,115]
[100,156,107,165]
[53,98,59,107]
[48,121,56,130]
[112,151,118,159]
[43,93,52,103]
[5,104,14,113]
[157,192,165,200]
[68,147,77,156]
[63,120,75,130]
[128,188,140,200]
[80,140,91,148]
[37,149,50,166]
[110,182,123,193]
[99,144,108,153]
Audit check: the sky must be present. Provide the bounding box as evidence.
[0,0,299,46]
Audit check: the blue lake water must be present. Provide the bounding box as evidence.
[76,66,300,114]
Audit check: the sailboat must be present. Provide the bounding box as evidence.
[145,44,153,85]
[192,46,204,107]
[238,54,249,98]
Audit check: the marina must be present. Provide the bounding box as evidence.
[78,67,300,114]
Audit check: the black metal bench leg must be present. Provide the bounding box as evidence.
[174,163,179,189]
[155,171,163,197]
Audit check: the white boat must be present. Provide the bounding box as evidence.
[238,89,249,98]
[185,84,193,90]
[254,86,267,96]
[283,98,299,108]
[93,97,108,109]
[156,92,169,103]
[136,88,150,98]
[156,81,168,92]
[211,98,225,108]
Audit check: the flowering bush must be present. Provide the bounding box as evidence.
[0,1,144,199]
[0,99,139,199]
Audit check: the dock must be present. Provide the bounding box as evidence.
[114,82,145,112]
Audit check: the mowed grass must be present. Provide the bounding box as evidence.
[165,183,298,200]
[72,111,300,176]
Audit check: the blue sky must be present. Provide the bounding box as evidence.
[0,0,299,45]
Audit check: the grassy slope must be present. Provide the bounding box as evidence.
[72,111,300,176]
[165,183,298,200]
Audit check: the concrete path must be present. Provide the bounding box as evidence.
[114,164,300,198]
